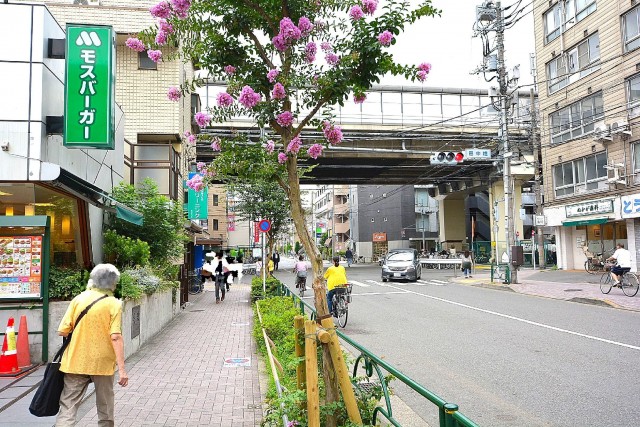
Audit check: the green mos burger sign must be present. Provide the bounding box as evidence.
[64,24,115,150]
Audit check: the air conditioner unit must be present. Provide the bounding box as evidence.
[610,118,631,136]
[607,167,626,185]
[86,0,100,5]
[593,122,612,142]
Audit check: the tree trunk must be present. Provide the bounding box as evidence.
[285,156,339,427]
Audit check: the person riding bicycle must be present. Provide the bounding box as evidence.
[324,256,347,315]
[607,243,631,287]
[293,255,308,290]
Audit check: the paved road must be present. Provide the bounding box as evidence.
[276,260,640,427]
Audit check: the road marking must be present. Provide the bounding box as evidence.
[351,291,407,296]
[350,280,371,287]
[417,280,445,286]
[430,279,448,284]
[382,283,640,351]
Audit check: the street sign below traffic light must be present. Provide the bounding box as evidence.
[430,151,464,165]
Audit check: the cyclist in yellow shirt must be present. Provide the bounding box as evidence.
[324,256,347,314]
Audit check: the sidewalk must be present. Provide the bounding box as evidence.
[1,281,266,426]
[452,267,640,311]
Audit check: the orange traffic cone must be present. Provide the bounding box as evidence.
[0,318,19,375]
[17,315,31,368]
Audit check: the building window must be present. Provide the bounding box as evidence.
[547,33,600,94]
[383,217,388,222]
[549,92,604,144]
[213,194,219,206]
[213,219,219,230]
[544,0,597,44]
[633,143,640,173]
[370,218,375,222]
[624,6,640,53]
[553,152,607,197]
[138,51,157,70]
[627,74,640,117]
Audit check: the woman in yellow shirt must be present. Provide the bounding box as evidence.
[324,256,347,314]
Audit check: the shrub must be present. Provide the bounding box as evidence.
[48,266,87,300]
[250,276,282,301]
[115,270,143,300]
[103,229,150,268]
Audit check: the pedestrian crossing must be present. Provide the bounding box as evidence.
[349,280,371,287]
[362,279,448,287]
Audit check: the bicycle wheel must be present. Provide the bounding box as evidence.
[585,260,595,274]
[299,283,305,298]
[336,298,348,328]
[622,273,639,297]
[600,272,612,294]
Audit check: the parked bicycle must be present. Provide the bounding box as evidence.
[600,265,639,297]
[331,283,353,328]
[584,246,613,274]
[188,268,204,295]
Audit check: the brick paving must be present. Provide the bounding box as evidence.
[453,268,640,311]
[76,282,265,427]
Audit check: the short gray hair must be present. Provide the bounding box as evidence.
[87,263,120,291]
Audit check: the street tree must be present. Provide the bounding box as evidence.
[131,0,438,419]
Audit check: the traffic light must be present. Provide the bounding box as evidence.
[430,151,464,165]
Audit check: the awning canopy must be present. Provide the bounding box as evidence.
[562,217,609,227]
[51,169,143,226]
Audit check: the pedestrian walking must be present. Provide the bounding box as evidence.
[267,255,275,277]
[56,264,128,427]
[212,251,229,303]
[273,251,280,271]
[461,250,473,278]
[345,248,353,267]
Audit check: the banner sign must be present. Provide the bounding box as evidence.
[373,232,387,242]
[565,200,613,218]
[187,173,208,220]
[227,215,235,231]
[64,24,115,149]
[621,193,640,218]
[254,223,260,243]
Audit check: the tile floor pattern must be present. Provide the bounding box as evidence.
[76,283,265,426]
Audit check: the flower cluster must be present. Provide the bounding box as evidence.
[216,92,234,107]
[305,42,317,63]
[272,16,313,52]
[349,5,364,21]
[378,30,393,47]
[184,131,196,144]
[286,136,302,154]
[271,83,286,100]
[210,137,221,151]
[417,62,432,82]
[323,121,344,145]
[320,42,332,52]
[298,17,314,36]
[194,112,211,128]
[224,65,236,75]
[238,86,261,109]
[186,174,204,191]
[155,31,167,45]
[362,0,378,14]
[267,69,280,83]
[326,53,340,66]
[278,153,288,164]
[276,111,294,127]
[264,140,275,154]
[354,93,367,104]
[170,0,191,19]
[149,1,171,19]
[155,19,174,45]
[307,144,324,159]
[196,162,206,172]
[167,87,181,102]
[147,49,162,62]
[125,37,145,52]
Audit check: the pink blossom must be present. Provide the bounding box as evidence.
[125,37,145,52]
[271,83,286,100]
[305,42,317,63]
[205,170,216,178]
[277,111,294,127]
[326,53,340,66]
[167,86,181,102]
[267,69,280,83]
[238,86,261,109]
[272,34,288,52]
[323,121,344,145]
[279,17,302,41]
[354,93,367,104]
[170,0,191,18]
[265,140,275,154]
[320,42,332,52]
[186,174,204,191]
[155,31,167,45]
[194,112,211,128]
[150,1,171,19]
[298,16,314,36]
[196,162,206,171]
[210,137,221,151]
[307,144,324,159]
[417,70,427,82]
[184,131,196,144]
[349,5,365,20]
[147,49,162,62]
[216,92,234,107]
[278,152,287,164]
[378,30,393,47]
[418,62,432,73]
[362,0,378,15]
[159,19,174,34]
[224,65,236,75]
[286,136,302,154]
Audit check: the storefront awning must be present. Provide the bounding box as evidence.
[51,169,143,226]
[562,217,610,227]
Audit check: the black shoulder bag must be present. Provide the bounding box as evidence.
[29,294,108,417]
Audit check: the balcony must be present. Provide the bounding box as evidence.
[334,221,350,234]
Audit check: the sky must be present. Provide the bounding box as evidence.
[385,0,536,90]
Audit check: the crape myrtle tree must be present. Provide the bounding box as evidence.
[130,0,437,415]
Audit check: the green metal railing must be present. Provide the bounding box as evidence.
[279,285,479,427]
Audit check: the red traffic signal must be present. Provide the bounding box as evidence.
[431,152,464,165]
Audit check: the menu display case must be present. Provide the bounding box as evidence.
[0,236,44,298]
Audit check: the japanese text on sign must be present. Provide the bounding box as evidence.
[621,193,640,218]
[0,236,43,299]
[565,200,613,218]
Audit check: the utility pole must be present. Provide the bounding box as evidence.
[531,88,545,268]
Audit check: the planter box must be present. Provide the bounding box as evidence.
[0,290,178,363]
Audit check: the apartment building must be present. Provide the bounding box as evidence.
[535,0,640,269]
[312,185,351,253]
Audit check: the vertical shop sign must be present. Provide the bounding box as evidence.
[64,24,115,149]
[187,173,208,220]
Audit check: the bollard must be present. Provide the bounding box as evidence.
[294,315,306,390]
[304,320,320,427]
[442,403,459,427]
